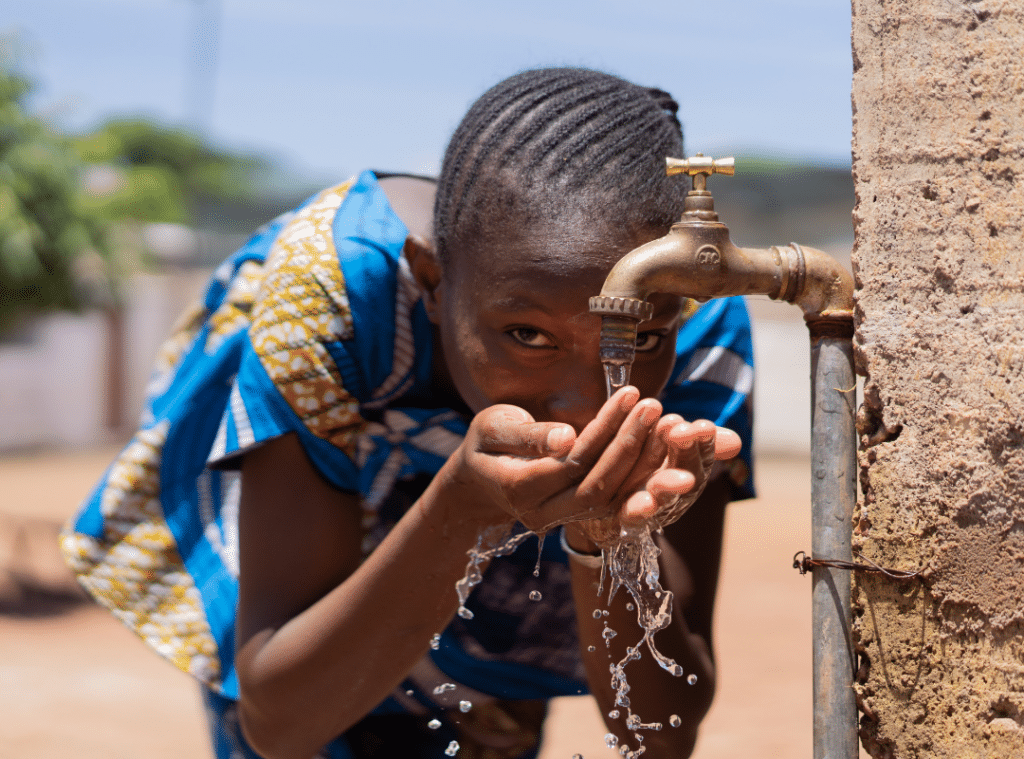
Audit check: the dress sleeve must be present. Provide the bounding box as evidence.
[207,181,368,492]
[660,296,756,499]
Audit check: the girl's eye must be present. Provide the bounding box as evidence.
[635,331,665,353]
[508,328,555,348]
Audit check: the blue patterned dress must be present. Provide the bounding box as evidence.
[61,170,755,759]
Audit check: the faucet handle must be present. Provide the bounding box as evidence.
[666,154,735,192]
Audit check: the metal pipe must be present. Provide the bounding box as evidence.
[590,155,859,759]
[810,321,858,759]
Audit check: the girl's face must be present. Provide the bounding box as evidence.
[424,225,684,433]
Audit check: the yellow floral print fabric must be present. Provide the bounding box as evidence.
[60,421,222,687]
[249,180,366,455]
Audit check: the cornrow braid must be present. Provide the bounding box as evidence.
[434,68,686,266]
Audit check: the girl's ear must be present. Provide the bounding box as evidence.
[403,234,443,323]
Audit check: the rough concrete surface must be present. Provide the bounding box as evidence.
[852,1,1024,756]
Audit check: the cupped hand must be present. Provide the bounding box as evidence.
[446,387,663,534]
[444,388,740,543]
[571,410,742,547]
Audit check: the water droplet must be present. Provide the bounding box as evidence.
[572,755,583,759]
[604,733,619,748]
[457,606,474,620]
[587,645,596,652]
[534,532,545,577]
[459,700,472,713]
[593,609,603,619]
[428,718,442,730]
[444,740,460,756]
[602,610,610,617]
[432,683,456,695]
[687,673,698,685]
[601,626,617,642]
[626,603,634,611]
[668,664,683,677]
[529,590,542,601]
[634,733,644,742]
[430,633,441,650]
[618,746,629,756]
[608,709,619,719]
[669,714,682,728]
[626,714,640,730]
[405,689,414,696]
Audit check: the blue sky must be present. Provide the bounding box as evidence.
[7,0,853,181]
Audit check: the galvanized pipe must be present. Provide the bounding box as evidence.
[809,321,858,759]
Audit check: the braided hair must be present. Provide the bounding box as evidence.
[434,68,685,266]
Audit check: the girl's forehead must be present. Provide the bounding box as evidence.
[451,222,652,281]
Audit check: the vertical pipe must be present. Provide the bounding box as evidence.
[809,321,857,759]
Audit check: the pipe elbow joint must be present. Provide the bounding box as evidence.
[789,244,855,325]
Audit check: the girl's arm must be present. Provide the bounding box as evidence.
[234,432,493,759]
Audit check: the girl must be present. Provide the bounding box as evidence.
[62,67,754,759]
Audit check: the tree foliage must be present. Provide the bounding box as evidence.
[0,52,110,334]
[75,117,271,227]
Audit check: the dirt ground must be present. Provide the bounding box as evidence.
[0,447,834,759]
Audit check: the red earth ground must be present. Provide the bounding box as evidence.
[0,447,861,759]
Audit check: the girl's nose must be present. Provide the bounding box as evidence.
[542,361,608,433]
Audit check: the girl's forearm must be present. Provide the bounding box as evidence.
[236,469,506,759]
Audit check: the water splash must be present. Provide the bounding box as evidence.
[599,523,688,756]
[533,531,546,577]
[455,527,535,620]
[605,525,684,677]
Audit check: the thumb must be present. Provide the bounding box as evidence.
[472,406,576,458]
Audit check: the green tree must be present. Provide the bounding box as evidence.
[0,51,111,335]
[75,117,271,228]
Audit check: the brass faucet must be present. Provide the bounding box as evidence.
[590,154,855,393]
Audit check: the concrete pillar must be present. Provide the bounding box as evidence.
[852,2,1024,757]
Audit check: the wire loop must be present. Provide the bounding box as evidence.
[792,551,920,581]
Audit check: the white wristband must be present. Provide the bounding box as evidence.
[559,527,604,569]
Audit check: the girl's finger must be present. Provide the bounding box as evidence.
[622,468,696,524]
[472,405,577,458]
[614,413,680,498]
[667,420,742,461]
[563,386,640,468]
[712,427,743,460]
[532,396,660,528]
